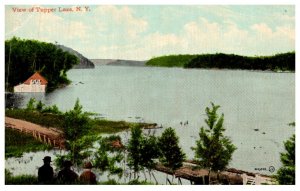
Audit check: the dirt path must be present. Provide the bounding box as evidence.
[5,117,64,147]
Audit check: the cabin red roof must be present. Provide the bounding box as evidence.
[23,72,48,85]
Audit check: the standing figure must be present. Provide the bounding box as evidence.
[57,160,78,184]
[38,156,54,184]
[79,162,97,184]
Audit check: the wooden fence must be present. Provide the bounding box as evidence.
[5,122,65,149]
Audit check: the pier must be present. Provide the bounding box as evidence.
[154,163,275,185]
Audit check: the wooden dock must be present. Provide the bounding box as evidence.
[154,163,275,185]
[5,117,65,149]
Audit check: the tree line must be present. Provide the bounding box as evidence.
[185,52,295,71]
[5,37,79,92]
[146,52,295,72]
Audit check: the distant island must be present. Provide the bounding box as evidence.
[146,52,295,72]
[91,59,146,67]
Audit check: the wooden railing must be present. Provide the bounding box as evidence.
[5,122,65,149]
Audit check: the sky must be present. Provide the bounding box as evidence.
[5,5,295,60]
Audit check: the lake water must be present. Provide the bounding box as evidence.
[6,65,295,176]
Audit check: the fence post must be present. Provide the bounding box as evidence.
[38,133,42,141]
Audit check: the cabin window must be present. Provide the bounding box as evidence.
[32,79,41,85]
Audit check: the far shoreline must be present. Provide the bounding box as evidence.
[86,62,295,74]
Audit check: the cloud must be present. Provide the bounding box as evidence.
[93,5,148,39]
[144,33,181,49]
[274,25,295,41]
[198,5,238,21]
[5,5,295,60]
[5,6,90,46]
[106,16,294,60]
[251,23,273,37]
[179,17,251,54]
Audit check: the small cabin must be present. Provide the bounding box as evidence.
[14,72,48,93]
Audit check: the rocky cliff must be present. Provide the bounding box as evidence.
[57,45,95,69]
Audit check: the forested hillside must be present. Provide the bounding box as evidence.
[5,37,79,92]
[146,55,197,67]
[146,52,295,72]
[57,45,95,69]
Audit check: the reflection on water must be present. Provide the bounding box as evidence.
[5,92,46,109]
[5,93,24,109]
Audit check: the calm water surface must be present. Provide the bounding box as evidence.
[6,65,295,176]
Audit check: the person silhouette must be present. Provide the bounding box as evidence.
[79,162,97,184]
[57,160,78,184]
[38,156,54,184]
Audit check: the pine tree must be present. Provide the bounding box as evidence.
[276,134,295,184]
[158,127,186,172]
[127,125,143,179]
[62,98,92,165]
[192,103,236,172]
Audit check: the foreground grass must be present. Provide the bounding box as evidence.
[5,170,38,185]
[6,109,64,129]
[90,119,146,134]
[5,128,52,158]
[6,109,149,135]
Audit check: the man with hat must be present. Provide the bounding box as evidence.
[57,160,78,184]
[79,161,97,184]
[38,156,54,184]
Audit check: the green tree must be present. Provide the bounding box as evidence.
[62,98,92,165]
[276,134,295,184]
[192,103,236,174]
[158,127,186,172]
[140,134,160,182]
[127,126,161,181]
[26,98,36,111]
[127,126,143,179]
[35,100,45,112]
[63,99,90,141]
[93,135,124,178]
[42,104,62,115]
[59,135,97,168]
